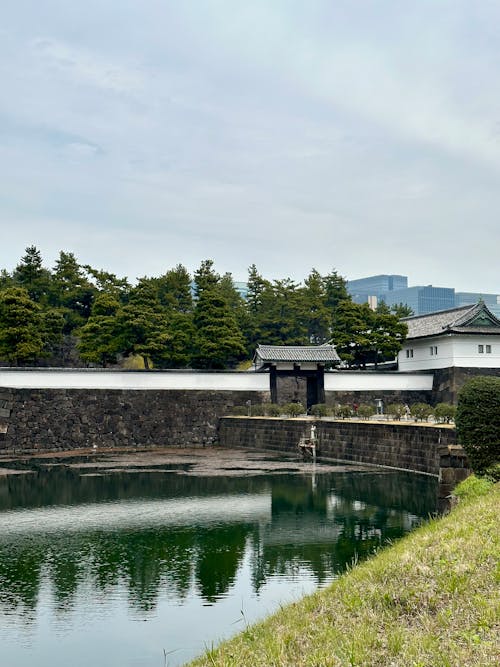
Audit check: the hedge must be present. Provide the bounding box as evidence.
[456,376,500,474]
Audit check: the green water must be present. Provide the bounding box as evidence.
[0,457,438,666]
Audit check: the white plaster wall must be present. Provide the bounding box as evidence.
[0,370,270,391]
[399,334,500,370]
[323,372,434,391]
[0,369,435,392]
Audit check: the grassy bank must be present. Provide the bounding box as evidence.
[189,477,499,667]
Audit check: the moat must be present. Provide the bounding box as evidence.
[0,449,438,666]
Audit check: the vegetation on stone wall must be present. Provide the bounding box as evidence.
[456,376,500,476]
[0,245,408,369]
[230,402,456,423]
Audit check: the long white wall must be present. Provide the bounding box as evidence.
[0,370,270,391]
[0,369,434,392]
[324,372,434,391]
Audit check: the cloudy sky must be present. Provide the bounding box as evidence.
[1,1,499,292]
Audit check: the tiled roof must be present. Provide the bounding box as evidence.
[255,344,340,363]
[404,302,500,339]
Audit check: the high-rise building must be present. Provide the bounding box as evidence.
[347,274,500,316]
[347,275,408,304]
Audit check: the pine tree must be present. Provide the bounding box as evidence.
[192,287,246,368]
[0,287,45,365]
[77,294,123,366]
[13,245,51,304]
[302,269,331,343]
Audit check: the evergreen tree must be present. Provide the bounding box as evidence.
[77,294,123,366]
[193,259,219,298]
[323,268,350,312]
[257,279,308,345]
[192,287,246,368]
[331,301,407,368]
[156,264,193,313]
[83,265,131,301]
[243,264,270,354]
[117,280,171,369]
[391,302,414,318]
[12,245,52,303]
[50,252,96,332]
[0,287,45,365]
[375,300,391,314]
[302,269,331,344]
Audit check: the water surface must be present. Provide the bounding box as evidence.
[0,451,438,666]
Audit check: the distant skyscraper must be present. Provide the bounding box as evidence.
[346,274,500,316]
[347,274,408,304]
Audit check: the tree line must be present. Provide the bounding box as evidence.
[0,246,411,369]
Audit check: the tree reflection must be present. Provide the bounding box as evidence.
[0,467,437,624]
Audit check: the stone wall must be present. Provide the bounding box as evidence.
[219,417,458,476]
[0,388,269,453]
[432,366,500,404]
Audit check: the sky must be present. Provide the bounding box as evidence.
[1,1,500,292]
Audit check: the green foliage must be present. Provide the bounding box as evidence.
[250,404,265,416]
[229,405,248,416]
[390,302,414,318]
[310,403,329,417]
[387,403,406,420]
[264,403,282,417]
[453,474,494,500]
[192,287,246,369]
[357,404,375,419]
[337,404,353,419]
[77,294,122,366]
[302,269,331,344]
[12,245,52,304]
[83,265,131,300]
[484,463,500,482]
[456,376,500,474]
[282,402,305,417]
[331,301,407,368]
[410,403,434,421]
[49,251,97,332]
[433,403,456,423]
[0,287,45,364]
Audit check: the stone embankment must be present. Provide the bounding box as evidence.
[0,388,268,452]
[219,417,469,483]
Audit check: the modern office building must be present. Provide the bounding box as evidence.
[347,275,407,304]
[383,285,455,315]
[347,274,500,316]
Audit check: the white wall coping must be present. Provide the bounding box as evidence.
[0,369,434,392]
[0,370,269,391]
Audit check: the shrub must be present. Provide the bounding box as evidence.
[410,403,434,422]
[387,403,406,420]
[282,402,305,417]
[310,403,329,417]
[357,404,375,419]
[337,404,353,419]
[250,404,265,416]
[433,402,456,423]
[456,376,500,474]
[265,403,282,417]
[229,405,247,416]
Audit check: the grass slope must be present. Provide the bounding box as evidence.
[189,478,499,667]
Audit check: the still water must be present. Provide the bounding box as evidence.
[0,453,438,666]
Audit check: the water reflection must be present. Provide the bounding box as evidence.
[0,463,438,665]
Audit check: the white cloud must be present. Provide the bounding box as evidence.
[32,38,144,94]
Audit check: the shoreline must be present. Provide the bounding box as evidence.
[188,476,499,666]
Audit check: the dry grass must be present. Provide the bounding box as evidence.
[189,478,500,667]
